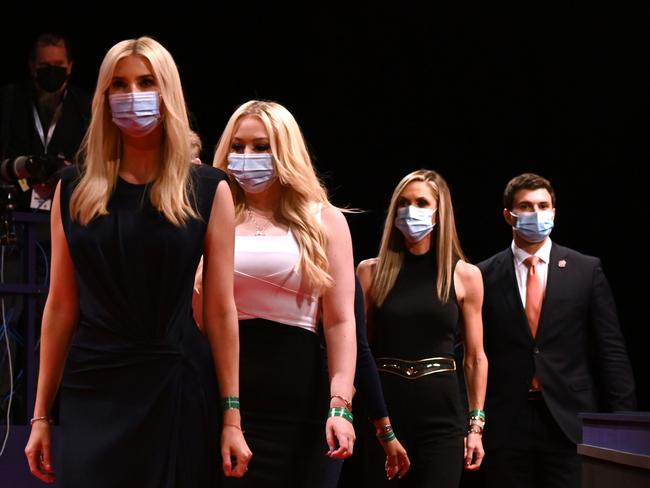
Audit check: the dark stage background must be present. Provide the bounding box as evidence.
[2,5,648,485]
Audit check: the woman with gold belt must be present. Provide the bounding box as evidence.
[357,169,487,487]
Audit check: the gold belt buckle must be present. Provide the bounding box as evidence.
[376,356,456,379]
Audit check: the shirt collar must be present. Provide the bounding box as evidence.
[511,238,552,266]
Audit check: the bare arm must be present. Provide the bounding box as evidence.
[356,258,377,342]
[454,260,487,470]
[202,180,251,477]
[321,206,357,458]
[192,255,204,332]
[25,182,79,483]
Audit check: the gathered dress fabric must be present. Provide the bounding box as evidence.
[57,164,226,488]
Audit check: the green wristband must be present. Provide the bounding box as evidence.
[377,430,396,442]
[222,396,240,411]
[469,409,485,420]
[328,407,354,423]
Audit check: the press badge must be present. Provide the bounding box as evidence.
[30,190,52,211]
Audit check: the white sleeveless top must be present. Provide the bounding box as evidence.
[234,227,320,333]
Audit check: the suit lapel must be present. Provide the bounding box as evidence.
[537,243,567,341]
[497,249,533,340]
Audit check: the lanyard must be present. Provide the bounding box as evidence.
[32,101,63,154]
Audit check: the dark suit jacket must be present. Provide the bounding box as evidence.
[1,81,91,209]
[1,82,91,161]
[478,242,636,448]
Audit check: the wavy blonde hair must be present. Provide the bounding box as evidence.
[372,169,466,306]
[213,100,333,291]
[70,36,196,226]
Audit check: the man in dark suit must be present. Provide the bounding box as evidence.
[1,32,91,210]
[478,173,636,488]
[0,32,90,422]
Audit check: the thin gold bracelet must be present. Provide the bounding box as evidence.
[223,423,245,433]
[330,394,352,411]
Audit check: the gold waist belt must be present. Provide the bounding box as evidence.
[376,356,456,379]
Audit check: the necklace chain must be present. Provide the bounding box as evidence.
[247,209,271,236]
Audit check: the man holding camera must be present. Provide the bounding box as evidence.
[1,32,91,211]
[0,33,90,424]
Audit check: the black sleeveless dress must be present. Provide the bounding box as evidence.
[367,249,465,487]
[57,164,225,488]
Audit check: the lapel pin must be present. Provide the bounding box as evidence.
[558,259,567,268]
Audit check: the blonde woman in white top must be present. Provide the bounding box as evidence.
[194,100,356,486]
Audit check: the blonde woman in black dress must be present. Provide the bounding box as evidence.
[25,37,251,487]
[357,169,487,487]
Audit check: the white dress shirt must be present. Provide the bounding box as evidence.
[511,238,552,307]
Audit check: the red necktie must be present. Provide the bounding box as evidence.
[524,255,543,390]
[524,255,543,337]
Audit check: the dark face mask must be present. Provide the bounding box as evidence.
[35,65,68,93]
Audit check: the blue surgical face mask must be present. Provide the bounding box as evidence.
[394,205,437,242]
[227,153,277,194]
[511,210,554,243]
[109,91,161,137]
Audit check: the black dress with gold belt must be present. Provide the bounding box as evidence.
[368,248,465,487]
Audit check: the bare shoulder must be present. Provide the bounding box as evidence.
[356,258,377,297]
[320,205,352,255]
[455,260,482,282]
[321,204,348,231]
[356,258,377,275]
[356,257,377,284]
[454,260,483,300]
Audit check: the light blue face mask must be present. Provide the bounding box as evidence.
[109,92,161,137]
[227,153,277,194]
[511,210,554,243]
[394,205,437,242]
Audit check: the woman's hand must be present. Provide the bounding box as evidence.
[325,416,355,459]
[381,437,410,480]
[464,431,485,470]
[221,425,253,477]
[25,421,55,483]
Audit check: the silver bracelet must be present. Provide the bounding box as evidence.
[30,416,52,425]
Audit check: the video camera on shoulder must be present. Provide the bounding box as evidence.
[0,154,64,190]
[0,153,67,211]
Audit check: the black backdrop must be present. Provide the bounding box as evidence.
[3,2,648,421]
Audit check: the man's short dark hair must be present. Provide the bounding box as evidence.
[29,33,71,63]
[503,173,556,209]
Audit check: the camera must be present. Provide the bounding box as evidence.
[0,154,67,227]
[0,154,63,189]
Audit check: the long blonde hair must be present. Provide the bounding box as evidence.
[213,100,333,291]
[372,169,466,305]
[70,36,196,226]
